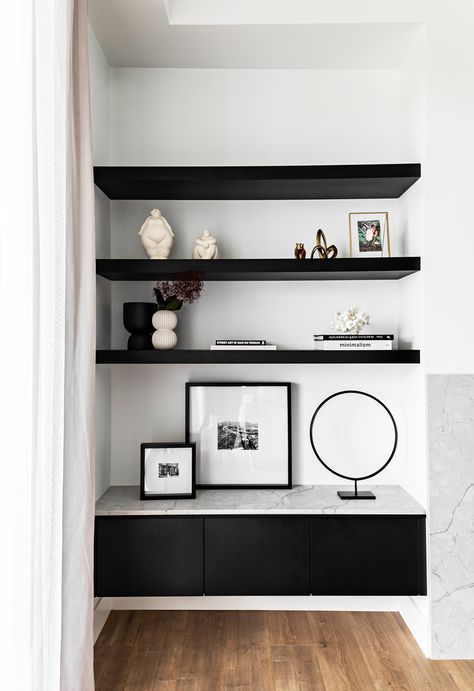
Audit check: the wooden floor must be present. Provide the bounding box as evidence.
[95,610,474,690]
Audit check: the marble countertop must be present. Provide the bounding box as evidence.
[96,485,426,516]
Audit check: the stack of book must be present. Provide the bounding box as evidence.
[210,339,277,350]
[313,334,394,350]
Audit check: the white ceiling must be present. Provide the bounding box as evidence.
[89,0,420,69]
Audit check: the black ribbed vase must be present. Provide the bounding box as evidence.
[123,302,156,350]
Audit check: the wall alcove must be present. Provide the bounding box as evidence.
[90,12,428,612]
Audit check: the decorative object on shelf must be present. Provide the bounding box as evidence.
[211,338,275,351]
[294,243,306,259]
[138,208,175,259]
[122,302,156,350]
[332,306,369,334]
[186,382,292,489]
[192,229,219,259]
[309,390,398,500]
[153,274,204,312]
[210,344,276,350]
[216,339,266,346]
[140,442,196,500]
[311,229,338,259]
[349,212,390,257]
[313,334,393,351]
[152,274,204,350]
[152,309,178,350]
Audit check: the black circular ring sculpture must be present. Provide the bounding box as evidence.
[309,389,398,500]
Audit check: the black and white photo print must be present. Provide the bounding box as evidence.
[140,443,196,500]
[186,383,291,489]
[158,462,180,477]
[217,421,259,450]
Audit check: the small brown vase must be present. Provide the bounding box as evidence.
[294,243,306,259]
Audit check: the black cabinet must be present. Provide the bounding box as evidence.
[94,514,426,597]
[94,516,203,596]
[311,516,426,595]
[204,516,310,595]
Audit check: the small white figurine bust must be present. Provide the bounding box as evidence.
[138,209,175,259]
[192,229,219,259]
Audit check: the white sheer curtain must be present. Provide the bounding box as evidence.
[0,1,95,689]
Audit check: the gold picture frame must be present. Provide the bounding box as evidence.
[349,212,390,258]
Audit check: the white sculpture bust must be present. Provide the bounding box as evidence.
[138,209,175,259]
[192,229,219,259]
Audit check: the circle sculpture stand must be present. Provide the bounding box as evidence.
[309,390,398,500]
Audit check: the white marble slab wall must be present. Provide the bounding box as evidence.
[428,375,474,659]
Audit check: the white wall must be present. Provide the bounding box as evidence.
[109,68,400,165]
[97,64,427,504]
[111,364,417,489]
[89,24,112,499]
[108,197,424,495]
[143,1,474,374]
[109,197,409,356]
[95,189,111,500]
[423,7,474,374]
[397,30,427,505]
[88,25,109,165]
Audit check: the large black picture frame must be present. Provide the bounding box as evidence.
[185,382,292,490]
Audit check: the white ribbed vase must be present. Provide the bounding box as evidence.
[152,309,178,350]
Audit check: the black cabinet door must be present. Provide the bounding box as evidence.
[94,517,203,596]
[204,516,310,595]
[311,516,426,595]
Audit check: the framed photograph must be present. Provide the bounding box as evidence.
[140,443,196,500]
[349,212,390,257]
[185,382,292,489]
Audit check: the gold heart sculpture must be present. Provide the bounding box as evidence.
[311,229,338,259]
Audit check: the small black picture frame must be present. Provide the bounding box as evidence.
[140,442,196,500]
[185,382,292,490]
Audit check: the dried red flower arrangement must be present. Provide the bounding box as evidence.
[153,272,204,311]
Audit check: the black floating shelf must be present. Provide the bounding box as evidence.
[96,350,420,365]
[96,257,421,281]
[93,164,421,201]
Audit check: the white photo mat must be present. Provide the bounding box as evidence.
[186,384,291,487]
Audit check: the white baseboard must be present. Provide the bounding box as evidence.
[94,597,110,643]
[93,594,430,654]
[399,596,430,657]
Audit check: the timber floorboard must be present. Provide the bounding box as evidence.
[94,611,474,691]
